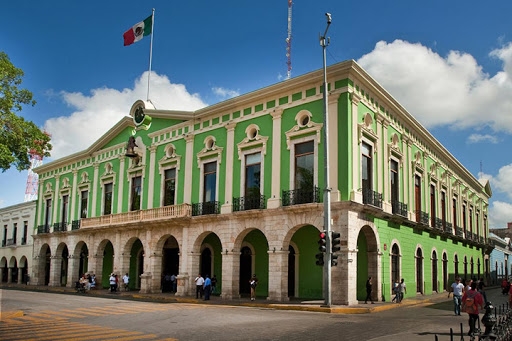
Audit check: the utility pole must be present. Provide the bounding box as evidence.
[320,12,332,307]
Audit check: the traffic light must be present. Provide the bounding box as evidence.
[331,231,341,267]
[318,231,327,253]
[331,232,341,252]
[315,252,324,266]
[331,253,339,266]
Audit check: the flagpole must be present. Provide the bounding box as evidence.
[147,8,155,102]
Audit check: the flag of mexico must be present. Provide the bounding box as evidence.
[123,15,152,46]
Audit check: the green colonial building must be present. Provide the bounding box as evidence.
[31,60,492,305]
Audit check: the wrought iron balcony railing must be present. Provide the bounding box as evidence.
[391,200,408,217]
[282,186,321,206]
[233,195,266,212]
[455,226,464,237]
[37,225,50,234]
[435,217,443,230]
[5,238,15,246]
[71,220,80,230]
[192,201,220,216]
[362,188,383,209]
[415,210,429,225]
[443,222,453,234]
[53,222,67,232]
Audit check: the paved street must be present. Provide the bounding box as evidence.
[0,287,508,341]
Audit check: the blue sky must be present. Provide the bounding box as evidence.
[1,1,512,229]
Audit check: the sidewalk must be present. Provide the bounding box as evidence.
[0,283,457,315]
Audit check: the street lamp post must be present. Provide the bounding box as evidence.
[320,12,332,307]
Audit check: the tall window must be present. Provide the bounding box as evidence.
[2,225,6,246]
[361,142,372,192]
[131,176,142,211]
[12,223,17,244]
[476,211,480,236]
[80,190,88,218]
[61,194,69,224]
[163,168,176,206]
[245,153,261,197]
[452,197,458,228]
[390,159,399,209]
[441,191,446,227]
[430,184,436,227]
[203,161,217,202]
[22,221,28,245]
[45,198,52,227]
[469,207,473,234]
[414,175,421,222]
[104,183,113,215]
[295,141,314,190]
[462,203,467,233]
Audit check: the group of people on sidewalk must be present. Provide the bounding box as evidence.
[449,277,488,336]
[194,274,219,300]
[108,273,130,292]
[363,276,406,304]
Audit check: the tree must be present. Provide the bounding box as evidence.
[0,52,51,172]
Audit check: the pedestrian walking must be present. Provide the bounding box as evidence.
[171,273,177,293]
[203,274,212,300]
[194,274,204,299]
[364,276,374,304]
[477,277,487,303]
[449,277,465,315]
[249,274,258,301]
[392,279,400,303]
[461,281,484,336]
[122,273,130,291]
[398,278,407,303]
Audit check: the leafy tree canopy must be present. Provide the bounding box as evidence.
[0,51,52,172]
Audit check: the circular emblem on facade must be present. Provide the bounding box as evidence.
[134,106,146,126]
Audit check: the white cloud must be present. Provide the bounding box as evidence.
[212,86,240,99]
[44,71,207,160]
[489,201,512,229]
[357,40,512,133]
[467,134,499,144]
[484,164,512,201]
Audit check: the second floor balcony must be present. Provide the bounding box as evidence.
[362,188,383,209]
[282,186,321,206]
[53,222,67,232]
[391,200,408,217]
[415,210,429,225]
[233,195,266,212]
[192,201,220,216]
[5,238,16,246]
[81,203,192,228]
[37,225,50,234]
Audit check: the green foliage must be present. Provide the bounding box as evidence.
[0,52,51,172]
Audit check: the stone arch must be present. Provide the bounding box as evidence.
[357,224,379,301]
[8,256,18,283]
[95,239,115,289]
[431,248,439,293]
[122,237,144,289]
[19,256,29,284]
[415,245,424,294]
[0,257,6,283]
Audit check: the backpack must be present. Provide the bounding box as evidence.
[463,293,477,314]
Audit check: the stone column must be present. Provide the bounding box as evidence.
[67,255,81,287]
[147,145,157,209]
[7,267,12,283]
[350,92,363,202]
[149,251,163,292]
[221,251,240,299]
[183,134,194,204]
[189,251,201,296]
[49,256,61,286]
[91,163,100,217]
[176,271,189,296]
[267,250,289,301]
[17,268,23,284]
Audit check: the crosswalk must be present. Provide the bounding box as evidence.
[0,302,182,341]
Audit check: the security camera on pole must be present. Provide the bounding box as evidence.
[320,12,332,307]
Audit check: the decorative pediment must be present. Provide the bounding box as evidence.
[45,182,53,193]
[197,135,223,165]
[80,172,90,184]
[387,133,403,162]
[61,177,71,189]
[285,110,322,149]
[411,150,424,172]
[237,124,269,160]
[158,144,181,172]
[358,112,378,143]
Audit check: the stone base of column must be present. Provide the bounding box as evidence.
[176,273,189,296]
[139,272,152,293]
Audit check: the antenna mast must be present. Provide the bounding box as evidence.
[286,0,293,80]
